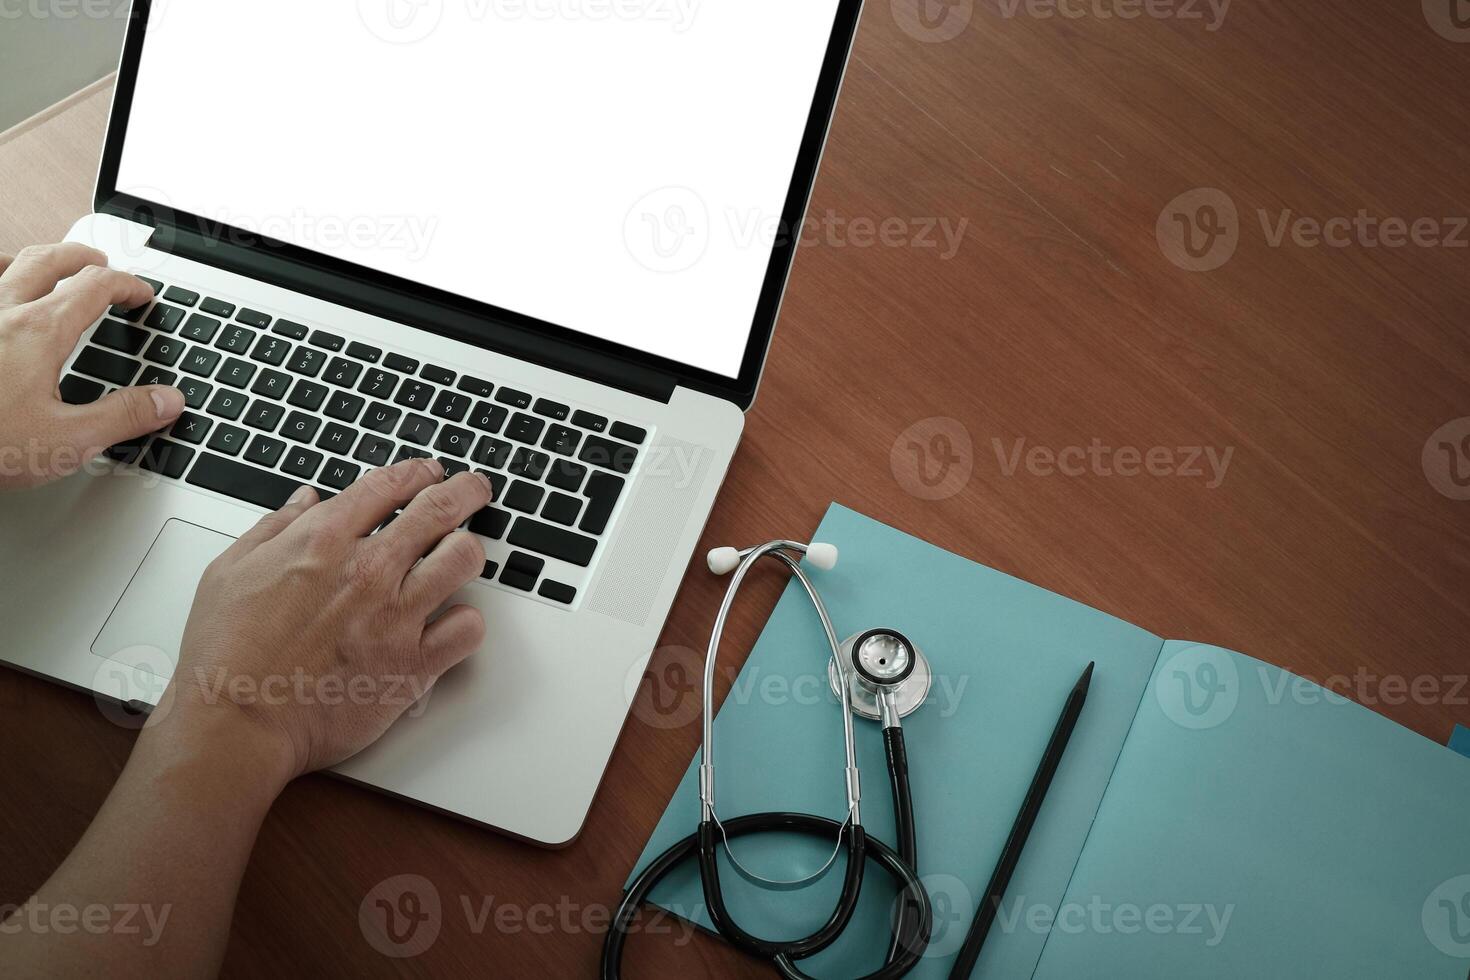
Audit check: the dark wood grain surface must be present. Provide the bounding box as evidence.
[2,2,1467,976]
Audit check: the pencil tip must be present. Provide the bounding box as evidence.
[1078,662,1095,688]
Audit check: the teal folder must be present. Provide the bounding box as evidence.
[632,504,1470,977]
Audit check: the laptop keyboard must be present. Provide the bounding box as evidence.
[61,274,651,608]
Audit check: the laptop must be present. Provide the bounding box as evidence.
[0,0,863,846]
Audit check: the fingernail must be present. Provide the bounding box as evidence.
[475,471,493,499]
[150,386,184,420]
[421,458,445,479]
[287,485,315,506]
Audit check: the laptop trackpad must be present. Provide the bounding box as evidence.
[93,520,237,679]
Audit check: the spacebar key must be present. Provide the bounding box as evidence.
[187,453,304,510]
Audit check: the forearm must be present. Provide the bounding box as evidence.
[0,703,292,979]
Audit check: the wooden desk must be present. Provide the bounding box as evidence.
[2,6,1467,975]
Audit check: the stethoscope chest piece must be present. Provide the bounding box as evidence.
[828,628,932,721]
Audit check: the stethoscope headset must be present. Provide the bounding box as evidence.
[601,540,934,978]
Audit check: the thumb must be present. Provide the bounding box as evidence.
[64,384,186,457]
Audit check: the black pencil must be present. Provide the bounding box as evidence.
[947,661,1095,980]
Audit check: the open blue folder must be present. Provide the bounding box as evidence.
[633,504,1470,977]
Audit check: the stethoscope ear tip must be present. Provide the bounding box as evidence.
[707,547,742,575]
[805,542,838,571]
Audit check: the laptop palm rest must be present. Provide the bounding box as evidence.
[92,520,236,703]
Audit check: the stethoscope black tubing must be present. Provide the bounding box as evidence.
[600,733,932,978]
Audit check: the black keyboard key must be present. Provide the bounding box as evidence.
[201,297,235,318]
[508,517,598,567]
[579,434,638,474]
[468,401,507,433]
[383,352,419,373]
[282,445,324,479]
[362,402,401,434]
[353,434,394,466]
[541,424,580,456]
[287,380,329,411]
[439,457,470,478]
[468,506,511,539]
[109,300,148,323]
[495,387,532,409]
[509,447,549,480]
[420,364,455,385]
[393,445,432,463]
[274,319,309,340]
[105,438,145,464]
[546,459,587,493]
[325,390,366,423]
[430,390,470,422]
[579,471,625,535]
[541,492,582,527]
[506,413,544,444]
[207,384,246,420]
[144,303,185,333]
[137,366,178,388]
[140,439,194,479]
[397,413,437,445]
[59,374,104,405]
[433,425,474,457]
[457,375,493,398]
[324,356,362,388]
[178,377,212,409]
[346,341,381,363]
[572,409,608,433]
[169,411,211,443]
[188,453,304,509]
[611,421,648,445]
[316,422,357,455]
[481,470,508,500]
[73,346,140,386]
[137,275,163,295]
[538,580,576,605]
[216,357,256,390]
[251,335,291,366]
[180,313,220,343]
[502,480,544,514]
[533,398,570,421]
[236,308,272,329]
[480,561,500,580]
[498,551,544,592]
[143,334,186,367]
[93,319,148,354]
[320,458,361,490]
[181,346,222,378]
[250,368,291,400]
[394,380,435,410]
[162,286,199,306]
[285,346,326,377]
[243,434,287,468]
[472,435,513,469]
[358,369,399,399]
[243,401,285,432]
[215,324,256,355]
[309,330,344,351]
[281,411,321,443]
[207,422,248,456]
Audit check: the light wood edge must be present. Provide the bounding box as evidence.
[0,72,117,148]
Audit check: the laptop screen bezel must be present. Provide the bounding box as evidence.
[92,0,865,409]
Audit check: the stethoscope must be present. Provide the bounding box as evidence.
[601,540,934,979]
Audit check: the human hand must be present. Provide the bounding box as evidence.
[0,243,186,490]
[162,458,492,792]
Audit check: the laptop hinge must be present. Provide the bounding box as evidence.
[137,219,677,404]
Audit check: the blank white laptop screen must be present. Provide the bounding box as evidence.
[114,1,844,379]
